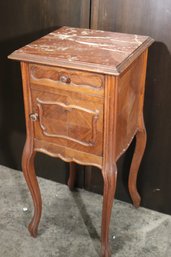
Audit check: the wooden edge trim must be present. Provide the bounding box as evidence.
[34,139,102,169]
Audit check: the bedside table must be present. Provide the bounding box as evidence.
[8,26,154,257]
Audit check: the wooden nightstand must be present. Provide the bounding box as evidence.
[9,27,153,257]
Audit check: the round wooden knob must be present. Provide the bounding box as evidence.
[59,75,71,84]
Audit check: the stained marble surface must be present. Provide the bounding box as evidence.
[8,27,154,75]
[0,165,170,257]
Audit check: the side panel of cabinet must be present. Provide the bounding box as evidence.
[115,50,148,160]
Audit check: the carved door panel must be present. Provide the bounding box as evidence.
[31,88,104,156]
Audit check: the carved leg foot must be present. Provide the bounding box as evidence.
[22,142,42,237]
[128,117,147,208]
[101,163,117,257]
[67,162,77,191]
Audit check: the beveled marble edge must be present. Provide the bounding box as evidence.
[8,36,154,76]
[116,36,154,74]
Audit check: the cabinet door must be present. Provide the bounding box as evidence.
[31,88,104,157]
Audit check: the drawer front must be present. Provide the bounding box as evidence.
[30,88,104,156]
[29,64,104,97]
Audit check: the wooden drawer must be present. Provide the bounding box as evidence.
[29,64,104,97]
[30,87,104,156]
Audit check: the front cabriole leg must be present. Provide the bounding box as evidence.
[101,75,118,257]
[20,62,42,237]
[101,163,117,257]
[22,140,42,237]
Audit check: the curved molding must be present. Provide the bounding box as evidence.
[30,65,103,89]
[35,147,102,169]
[36,98,99,147]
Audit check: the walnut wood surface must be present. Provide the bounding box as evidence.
[8,26,153,75]
[115,50,148,160]
[128,50,148,208]
[101,75,118,257]
[30,64,104,90]
[31,86,104,157]
[9,27,153,257]
[34,139,102,169]
[20,62,42,237]
[128,116,147,208]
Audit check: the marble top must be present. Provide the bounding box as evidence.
[8,26,154,75]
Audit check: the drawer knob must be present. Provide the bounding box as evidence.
[59,75,71,84]
[29,113,38,121]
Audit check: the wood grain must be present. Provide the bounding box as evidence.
[115,50,148,160]
[31,87,104,157]
[20,62,42,237]
[34,139,102,169]
[101,75,118,257]
[29,64,104,97]
[36,98,100,147]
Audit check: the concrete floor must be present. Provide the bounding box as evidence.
[0,165,171,257]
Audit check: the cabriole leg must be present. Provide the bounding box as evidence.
[22,140,42,237]
[101,163,118,257]
[128,116,147,208]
